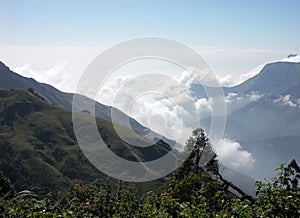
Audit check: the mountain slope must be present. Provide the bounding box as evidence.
[222,61,300,138]
[226,62,300,97]
[0,61,162,141]
[0,88,173,195]
[240,135,300,179]
[222,61,300,179]
[190,61,300,100]
[195,59,300,182]
[225,98,300,140]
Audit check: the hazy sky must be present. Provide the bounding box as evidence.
[0,0,300,90]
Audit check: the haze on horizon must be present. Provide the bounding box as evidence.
[0,0,300,92]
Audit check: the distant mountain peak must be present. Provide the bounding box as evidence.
[279,54,300,63]
[287,54,298,59]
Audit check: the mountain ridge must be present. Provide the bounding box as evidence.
[226,62,300,97]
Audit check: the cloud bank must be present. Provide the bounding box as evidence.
[13,61,76,92]
[97,70,256,172]
[97,73,197,146]
[273,94,300,107]
[215,138,255,172]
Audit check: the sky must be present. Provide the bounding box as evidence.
[0,0,300,90]
[1,0,300,48]
[1,0,300,173]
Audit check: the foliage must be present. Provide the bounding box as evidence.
[165,128,223,208]
[1,155,299,217]
[0,170,14,198]
[1,161,299,217]
[254,161,300,217]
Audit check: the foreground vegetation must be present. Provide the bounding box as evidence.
[1,161,299,217]
[1,129,299,217]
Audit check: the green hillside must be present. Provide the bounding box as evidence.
[0,61,163,142]
[0,88,172,195]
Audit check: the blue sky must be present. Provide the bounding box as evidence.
[0,0,300,90]
[1,0,300,49]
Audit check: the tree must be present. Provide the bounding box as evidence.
[165,128,222,204]
[0,170,14,198]
[175,128,218,179]
[172,128,255,203]
[280,159,300,191]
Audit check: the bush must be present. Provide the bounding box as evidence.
[0,161,299,217]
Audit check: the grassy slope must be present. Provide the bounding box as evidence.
[0,89,172,195]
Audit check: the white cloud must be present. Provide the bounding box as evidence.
[0,44,292,90]
[246,91,264,102]
[274,95,297,107]
[239,63,265,83]
[0,45,106,93]
[195,98,213,112]
[12,61,77,93]
[96,73,198,145]
[224,91,263,104]
[216,74,233,87]
[225,92,238,103]
[176,70,195,89]
[214,138,255,172]
[95,66,228,146]
[279,54,300,63]
[193,45,285,87]
[97,75,134,106]
[188,67,220,87]
[175,67,221,88]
